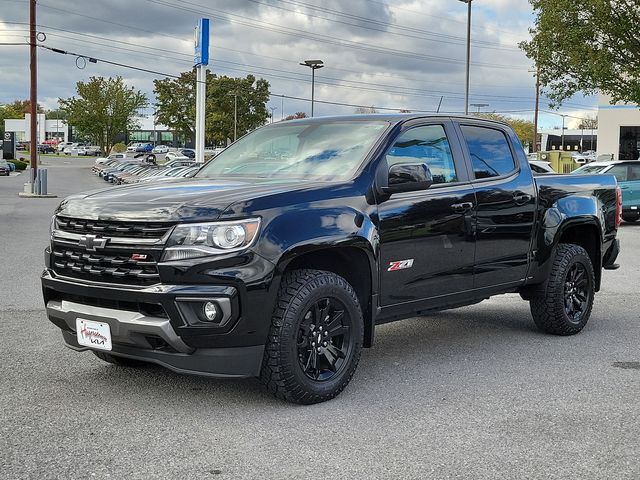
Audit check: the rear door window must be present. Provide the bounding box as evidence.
[607,165,628,182]
[460,125,517,179]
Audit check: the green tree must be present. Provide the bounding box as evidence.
[476,112,535,147]
[154,70,271,145]
[521,0,640,106]
[59,76,147,153]
[153,70,198,146]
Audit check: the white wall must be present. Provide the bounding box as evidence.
[597,93,640,160]
[4,114,68,142]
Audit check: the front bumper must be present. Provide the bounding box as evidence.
[41,256,276,377]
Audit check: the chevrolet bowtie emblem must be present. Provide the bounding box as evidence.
[79,234,108,251]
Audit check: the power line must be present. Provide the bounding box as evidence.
[38,42,596,120]
[246,0,522,52]
[143,0,526,70]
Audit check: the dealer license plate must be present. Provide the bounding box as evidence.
[76,318,112,351]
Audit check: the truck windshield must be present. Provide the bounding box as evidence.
[196,120,388,181]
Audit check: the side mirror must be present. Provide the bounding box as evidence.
[384,162,433,194]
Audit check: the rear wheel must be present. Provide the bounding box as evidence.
[260,269,363,404]
[530,243,595,335]
[93,351,145,367]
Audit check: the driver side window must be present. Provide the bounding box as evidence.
[386,125,457,185]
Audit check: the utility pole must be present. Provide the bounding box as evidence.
[533,64,540,152]
[29,0,38,179]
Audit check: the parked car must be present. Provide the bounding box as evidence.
[572,160,640,222]
[56,141,73,153]
[43,115,621,404]
[136,143,154,153]
[63,142,86,155]
[80,146,102,156]
[0,160,10,176]
[152,145,170,154]
[164,159,196,168]
[37,144,56,154]
[95,153,127,165]
[126,143,143,152]
[529,160,555,174]
[164,152,191,162]
[180,148,196,159]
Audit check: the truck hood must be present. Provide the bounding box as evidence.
[55,178,312,222]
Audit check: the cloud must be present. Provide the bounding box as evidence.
[0,0,596,126]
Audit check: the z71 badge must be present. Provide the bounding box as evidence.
[388,259,414,271]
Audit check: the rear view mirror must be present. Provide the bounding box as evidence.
[384,163,433,194]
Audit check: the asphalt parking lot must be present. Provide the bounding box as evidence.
[1,156,639,479]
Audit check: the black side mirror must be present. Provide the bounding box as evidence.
[384,162,433,194]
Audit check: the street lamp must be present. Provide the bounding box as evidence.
[269,106,277,123]
[299,59,324,117]
[458,0,472,115]
[470,103,489,113]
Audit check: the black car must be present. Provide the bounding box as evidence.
[180,148,196,159]
[42,114,621,404]
[0,161,10,176]
[37,144,56,154]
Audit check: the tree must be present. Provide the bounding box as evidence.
[153,70,198,146]
[59,76,147,153]
[154,70,271,146]
[284,112,308,120]
[476,112,535,147]
[578,115,598,130]
[521,1,640,106]
[354,105,378,114]
[206,74,271,144]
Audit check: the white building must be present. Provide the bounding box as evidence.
[597,93,640,160]
[4,114,68,143]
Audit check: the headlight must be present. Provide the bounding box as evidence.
[162,218,261,261]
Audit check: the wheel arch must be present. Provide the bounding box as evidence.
[276,241,377,347]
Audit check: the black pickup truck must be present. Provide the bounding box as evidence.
[42,115,621,404]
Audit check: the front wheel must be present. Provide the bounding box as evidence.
[260,269,364,404]
[530,243,595,335]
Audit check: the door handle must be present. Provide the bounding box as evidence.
[451,202,474,213]
[513,193,532,205]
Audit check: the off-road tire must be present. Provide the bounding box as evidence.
[530,243,595,335]
[260,269,364,404]
[93,351,145,367]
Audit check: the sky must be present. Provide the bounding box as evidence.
[0,0,599,129]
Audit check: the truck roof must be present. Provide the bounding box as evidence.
[281,113,510,127]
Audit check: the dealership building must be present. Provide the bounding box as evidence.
[4,114,177,146]
[597,93,640,160]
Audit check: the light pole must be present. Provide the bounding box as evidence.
[459,0,472,115]
[561,114,567,151]
[269,106,277,123]
[228,92,240,142]
[299,59,324,117]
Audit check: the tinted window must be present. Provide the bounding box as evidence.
[628,164,640,181]
[461,126,516,179]
[386,125,457,184]
[607,165,628,182]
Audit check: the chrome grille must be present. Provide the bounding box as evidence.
[55,216,174,239]
[51,245,161,285]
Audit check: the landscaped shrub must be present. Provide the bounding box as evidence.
[8,160,28,171]
[111,142,127,153]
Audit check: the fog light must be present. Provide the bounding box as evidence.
[202,302,218,322]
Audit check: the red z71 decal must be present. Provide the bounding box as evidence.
[388,259,414,271]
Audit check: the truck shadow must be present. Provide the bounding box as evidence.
[76,300,552,407]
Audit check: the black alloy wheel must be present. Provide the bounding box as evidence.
[563,262,590,324]
[296,297,353,382]
[260,269,364,404]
